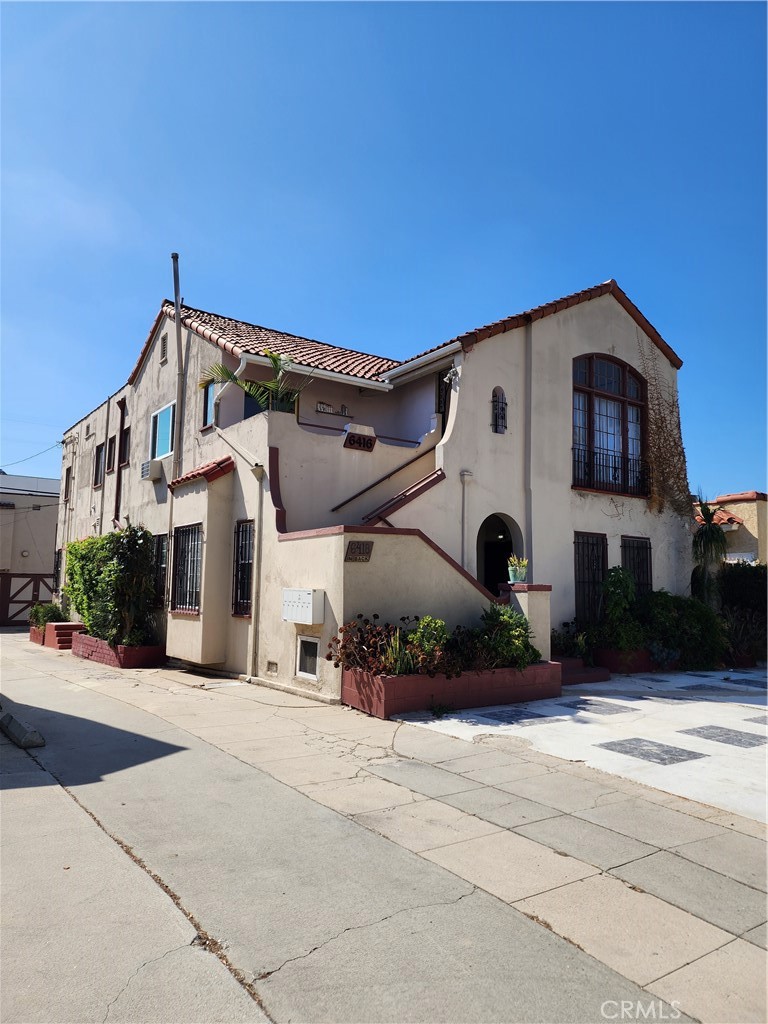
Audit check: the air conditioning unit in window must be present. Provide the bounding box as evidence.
[140,459,163,482]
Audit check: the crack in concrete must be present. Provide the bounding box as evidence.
[102,942,190,1022]
[256,887,478,982]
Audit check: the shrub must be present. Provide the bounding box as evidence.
[551,620,589,660]
[478,604,541,670]
[29,602,66,628]
[65,525,158,647]
[635,590,726,670]
[590,567,648,652]
[718,562,766,616]
[327,606,541,677]
[721,607,766,664]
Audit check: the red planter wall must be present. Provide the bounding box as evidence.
[71,632,165,669]
[594,648,653,674]
[29,626,45,645]
[342,662,562,719]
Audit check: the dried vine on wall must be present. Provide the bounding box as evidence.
[636,331,693,519]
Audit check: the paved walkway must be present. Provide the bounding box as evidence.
[400,668,768,822]
[1,630,766,1024]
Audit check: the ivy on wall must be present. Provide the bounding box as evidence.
[636,332,693,520]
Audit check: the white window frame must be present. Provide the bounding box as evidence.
[150,401,175,459]
[296,635,320,680]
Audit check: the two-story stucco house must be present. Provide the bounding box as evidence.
[56,279,692,700]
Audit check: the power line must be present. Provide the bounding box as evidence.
[0,442,62,470]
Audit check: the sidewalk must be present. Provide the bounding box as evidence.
[1,630,766,1024]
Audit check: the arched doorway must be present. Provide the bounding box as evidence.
[476,514,524,595]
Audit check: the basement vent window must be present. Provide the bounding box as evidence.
[266,661,278,675]
[296,637,319,680]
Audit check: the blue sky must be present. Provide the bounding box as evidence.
[1,1,765,498]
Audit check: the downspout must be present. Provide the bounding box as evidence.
[113,398,127,526]
[460,470,472,568]
[524,320,534,580]
[171,253,185,483]
[97,396,112,533]
[167,253,186,601]
[249,465,265,680]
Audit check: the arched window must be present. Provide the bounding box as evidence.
[491,387,507,434]
[572,355,648,496]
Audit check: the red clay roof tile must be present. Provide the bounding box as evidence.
[168,455,236,493]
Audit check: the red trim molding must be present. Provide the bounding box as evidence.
[499,583,552,593]
[268,446,287,533]
[279,524,497,603]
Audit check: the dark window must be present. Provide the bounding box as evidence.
[154,534,168,607]
[232,520,254,615]
[574,532,607,624]
[119,427,131,466]
[53,549,62,591]
[297,637,319,677]
[63,467,72,502]
[572,356,649,497]
[93,443,105,487]
[244,390,294,419]
[244,391,265,420]
[491,388,507,434]
[106,436,116,473]
[203,382,216,427]
[621,537,652,596]
[171,524,202,612]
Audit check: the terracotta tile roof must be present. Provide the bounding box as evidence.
[168,455,236,493]
[159,303,398,382]
[694,506,744,527]
[714,491,767,504]
[128,279,682,389]
[391,279,683,373]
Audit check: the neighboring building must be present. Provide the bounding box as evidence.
[695,492,767,564]
[0,472,60,625]
[56,279,692,700]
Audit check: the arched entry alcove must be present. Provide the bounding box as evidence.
[476,514,525,595]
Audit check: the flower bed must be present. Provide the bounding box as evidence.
[71,632,165,669]
[342,662,562,719]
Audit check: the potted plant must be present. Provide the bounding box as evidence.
[507,554,529,583]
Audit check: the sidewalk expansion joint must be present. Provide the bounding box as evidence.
[256,886,478,981]
[27,752,276,1024]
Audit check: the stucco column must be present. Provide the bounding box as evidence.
[501,583,551,661]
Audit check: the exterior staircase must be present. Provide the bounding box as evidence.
[362,469,446,525]
[44,622,87,651]
[551,656,611,686]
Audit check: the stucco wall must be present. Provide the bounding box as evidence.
[390,293,692,627]
[711,498,766,563]
[0,487,59,575]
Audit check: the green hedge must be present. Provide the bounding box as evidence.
[634,591,727,670]
[28,602,67,628]
[65,525,157,646]
[718,561,766,616]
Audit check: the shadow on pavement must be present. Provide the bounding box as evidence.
[0,694,187,789]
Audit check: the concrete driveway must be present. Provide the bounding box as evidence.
[1,630,766,1024]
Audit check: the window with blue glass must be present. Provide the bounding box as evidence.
[150,403,175,459]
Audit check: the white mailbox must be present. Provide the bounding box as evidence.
[282,589,325,624]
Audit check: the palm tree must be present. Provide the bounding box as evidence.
[693,492,728,607]
[199,350,312,415]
